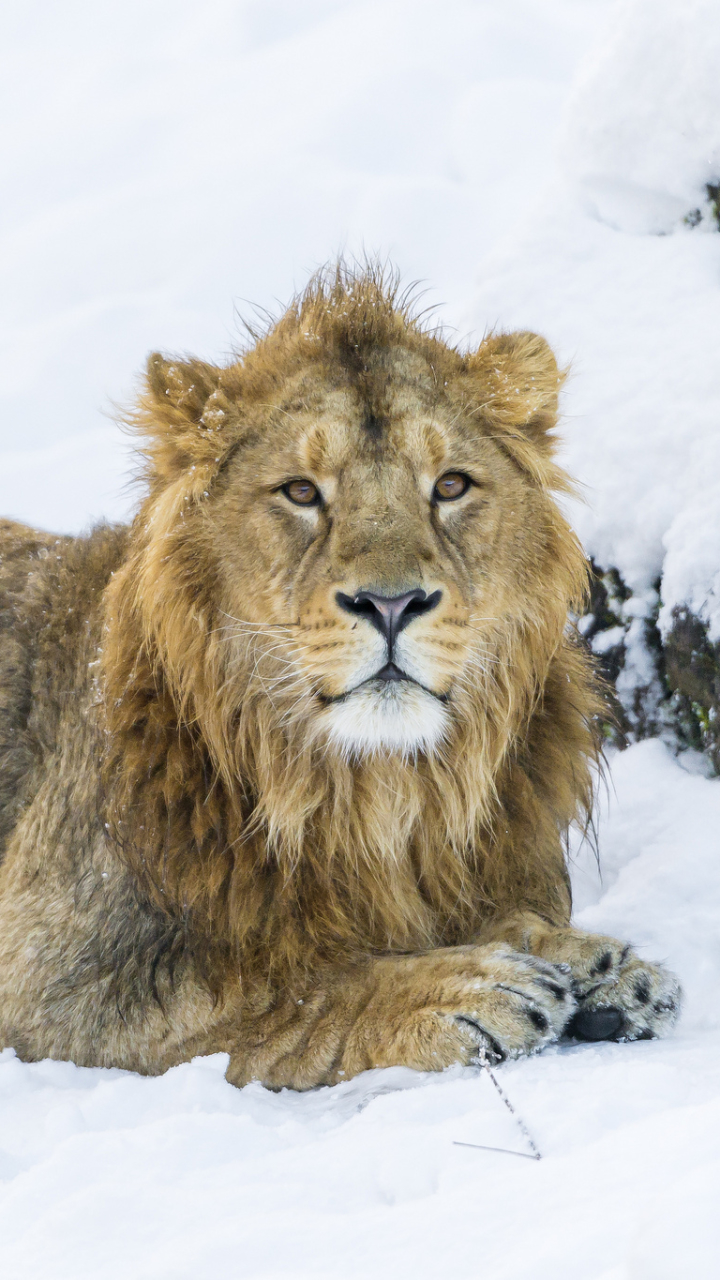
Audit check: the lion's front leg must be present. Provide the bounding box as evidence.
[225,945,576,1090]
[482,912,681,1043]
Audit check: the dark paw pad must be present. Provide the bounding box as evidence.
[634,976,651,1004]
[567,1007,625,1042]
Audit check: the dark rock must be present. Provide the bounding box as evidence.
[664,608,720,773]
[684,181,720,230]
[707,181,720,229]
[580,564,719,775]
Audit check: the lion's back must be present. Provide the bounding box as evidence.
[0,518,129,858]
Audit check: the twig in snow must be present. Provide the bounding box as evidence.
[453,1141,539,1160]
[453,1049,542,1161]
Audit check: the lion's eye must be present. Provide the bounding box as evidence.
[282,479,320,507]
[433,472,471,502]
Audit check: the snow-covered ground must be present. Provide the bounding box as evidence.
[1,2,719,1277]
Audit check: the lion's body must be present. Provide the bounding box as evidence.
[0,521,210,1071]
[0,269,679,1087]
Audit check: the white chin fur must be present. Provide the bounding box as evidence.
[324,681,449,759]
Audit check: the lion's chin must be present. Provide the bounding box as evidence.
[323,681,449,760]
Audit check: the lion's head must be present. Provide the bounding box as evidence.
[103,266,597,968]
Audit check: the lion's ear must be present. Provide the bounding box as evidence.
[137,354,234,479]
[468,332,566,478]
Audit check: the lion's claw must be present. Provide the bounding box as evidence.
[441,947,576,1063]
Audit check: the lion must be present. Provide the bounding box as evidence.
[0,266,679,1089]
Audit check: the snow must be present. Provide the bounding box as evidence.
[0,0,609,518]
[467,0,720,636]
[2,1,720,1277]
[565,0,720,235]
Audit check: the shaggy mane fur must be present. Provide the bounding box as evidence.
[101,264,603,990]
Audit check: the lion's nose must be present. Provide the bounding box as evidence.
[335,588,441,647]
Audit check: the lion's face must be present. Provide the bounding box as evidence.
[205,344,551,759]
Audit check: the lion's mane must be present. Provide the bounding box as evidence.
[101,265,603,989]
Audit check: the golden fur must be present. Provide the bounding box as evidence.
[0,266,680,1088]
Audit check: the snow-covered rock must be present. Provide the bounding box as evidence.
[466,0,720,767]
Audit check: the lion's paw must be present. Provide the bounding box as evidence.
[558,933,681,1042]
[356,946,577,1074]
[446,950,577,1063]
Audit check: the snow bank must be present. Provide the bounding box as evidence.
[565,0,720,235]
[468,0,720,639]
